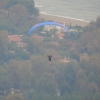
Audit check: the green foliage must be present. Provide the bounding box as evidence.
[57,61,80,95]
[27,38,44,54]
[0,67,10,93]
[0,31,9,61]
[35,73,57,95]
[7,0,39,15]
[7,60,32,89]
[0,0,39,34]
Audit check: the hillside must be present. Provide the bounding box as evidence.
[0,0,100,100]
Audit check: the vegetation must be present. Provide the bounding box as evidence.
[0,0,39,34]
[0,0,100,100]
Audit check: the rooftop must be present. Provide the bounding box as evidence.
[56,32,65,37]
[32,34,44,39]
[8,35,22,42]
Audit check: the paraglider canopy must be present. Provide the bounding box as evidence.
[28,21,70,36]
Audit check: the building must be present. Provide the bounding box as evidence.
[8,35,22,42]
[32,34,44,40]
[44,22,66,32]
[56,32,65,39]
[59,56,70,63]
[80,53,89,61]
[8,35,26,47]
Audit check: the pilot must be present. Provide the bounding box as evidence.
[47,55,52,61]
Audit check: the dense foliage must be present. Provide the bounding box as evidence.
[0,0,39,34]
[0,0,100,100]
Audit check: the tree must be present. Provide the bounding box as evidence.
[87,54,100,75]
[96,16,100,27]
[24,0,39,16]
[9,4,29,26]
[27,38,43,54]
[16,60,32,90]
[35,73,57,95]
[7,60,21,88]
[0,67,10,94]
[76,68,88,91]
[0,30,9,61]
[7,0,39,16]
[30,55,49,78]
[57,61,79,95]
[7,60,32,89]
[87,82,99,93]
[0,0,8,9]
[93,92,100,100]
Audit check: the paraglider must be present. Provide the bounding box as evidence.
[28,21,70,36]
[28,21,70,62]
[47,55,52,61]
